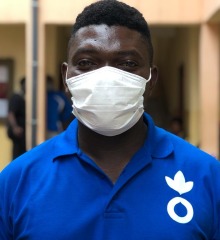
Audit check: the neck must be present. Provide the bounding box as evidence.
[77,116,147,183]
[78,116,147,159]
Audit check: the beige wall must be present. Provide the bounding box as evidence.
[133,0,202,24]
[41,0,95,24]
[0,25,26,91]
[203,0,220,20]
[45,25,59,80]
[0,0,29,23]
[0,24,25,170]
[0,0,204,25]
[56,26,70,72]
[199,24,219,156]
[186,28,200,146]
[45,25,70,84]
[40,0,202,24]
[0,126,11,171]
[151,26,199,145]
[167,27,199,145]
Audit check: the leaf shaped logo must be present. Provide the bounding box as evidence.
[165,171,194,195]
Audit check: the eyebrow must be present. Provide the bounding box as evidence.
[69,48,98,60]
[115,50,144,59]
[71,48,144,60]
[72,48,99,56]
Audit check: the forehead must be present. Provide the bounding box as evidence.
[68,25,149,60]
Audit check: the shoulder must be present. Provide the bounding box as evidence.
[0,120,78,187]
[144,113,219,169]
[8,93,23,108]
[0,138,58,211]
[0,137,56,187]
[155,127,220,181]
[156,126,210,155]
[9,93,22,101]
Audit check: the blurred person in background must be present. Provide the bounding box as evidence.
[7,77,26,159]
[169,116,186,139]
[46,75,73,139]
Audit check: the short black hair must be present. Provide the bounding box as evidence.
[171,117,183,126]
[20,77,25,86]
[69,0,154,65]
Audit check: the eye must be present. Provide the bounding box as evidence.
[118,60,138,68]
[74,59,98,72]
[77,59,96,67]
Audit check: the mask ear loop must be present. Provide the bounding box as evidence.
[64,66,70,93]
[146,68,151,83]
[65,66,68,83]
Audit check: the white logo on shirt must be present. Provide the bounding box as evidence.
[165,171,194,224]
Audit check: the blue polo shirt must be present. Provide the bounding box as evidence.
[1,113,220,239]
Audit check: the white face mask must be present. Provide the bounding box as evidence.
[66,66,151,136]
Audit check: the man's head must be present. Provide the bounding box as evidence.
[20,77,26,94]
[68,0,153,66]
[62,0,158,135]
[46,75,55,91]
[63,0,158,102]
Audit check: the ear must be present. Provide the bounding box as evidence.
[61,62,69,93]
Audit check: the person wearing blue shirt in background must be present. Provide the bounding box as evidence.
[46,75,73,139]
[1,1,220,239]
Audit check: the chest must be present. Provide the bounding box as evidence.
[11,164,214,240]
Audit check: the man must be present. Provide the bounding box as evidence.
[1,1,220,239]
[7,77,26,159]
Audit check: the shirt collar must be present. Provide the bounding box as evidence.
[143,112,174,158]
[51,113,174,161]
[52,119,79,161]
